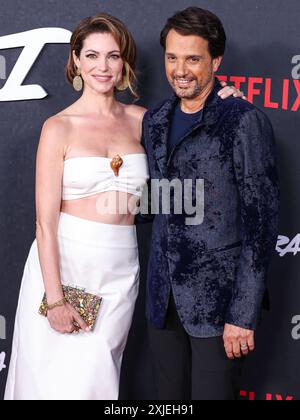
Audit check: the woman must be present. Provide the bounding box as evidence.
[4,13,242,400]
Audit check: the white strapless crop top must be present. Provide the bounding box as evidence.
[62,154,150,201]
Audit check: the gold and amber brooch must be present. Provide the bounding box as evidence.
[110,155,124,177]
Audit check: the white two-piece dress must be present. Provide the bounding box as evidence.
[4,153,149,400]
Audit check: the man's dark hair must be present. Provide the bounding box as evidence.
[160,7,226,58]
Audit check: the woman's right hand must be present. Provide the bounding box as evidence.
[47,302,90,334]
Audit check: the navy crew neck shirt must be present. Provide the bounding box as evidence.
[168,103,203,157]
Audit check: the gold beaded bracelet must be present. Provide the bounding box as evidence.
[47,298,67,311]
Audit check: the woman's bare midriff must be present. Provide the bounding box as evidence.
[60,191,140,226]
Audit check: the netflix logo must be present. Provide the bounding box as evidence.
[218,56,300,112]
[240,390,294,401]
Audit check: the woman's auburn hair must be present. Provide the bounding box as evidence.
[66,13,138,98]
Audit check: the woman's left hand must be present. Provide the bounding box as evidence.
[218,80,247,100]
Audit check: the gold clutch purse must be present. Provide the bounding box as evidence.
[39,285,102,331]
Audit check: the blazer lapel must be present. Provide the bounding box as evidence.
[149,95,177,178]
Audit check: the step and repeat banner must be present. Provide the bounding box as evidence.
[0,0,299,400]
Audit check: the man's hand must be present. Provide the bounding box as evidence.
[223,324,255,359]
[218,80,247,100]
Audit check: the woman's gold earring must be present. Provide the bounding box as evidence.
[73,68,83,92]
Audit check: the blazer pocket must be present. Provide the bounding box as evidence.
[210,241,242,254]
[190,154,221,165]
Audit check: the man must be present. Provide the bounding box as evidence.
[139,7,279,400]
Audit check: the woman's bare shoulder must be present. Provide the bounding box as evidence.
[41,102,80,138]
[38,111,74,159]
[123,104,148,121]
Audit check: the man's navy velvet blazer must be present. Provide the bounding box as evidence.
[138,79,279,338]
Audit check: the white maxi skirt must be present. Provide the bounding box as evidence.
[4,212,140,400]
